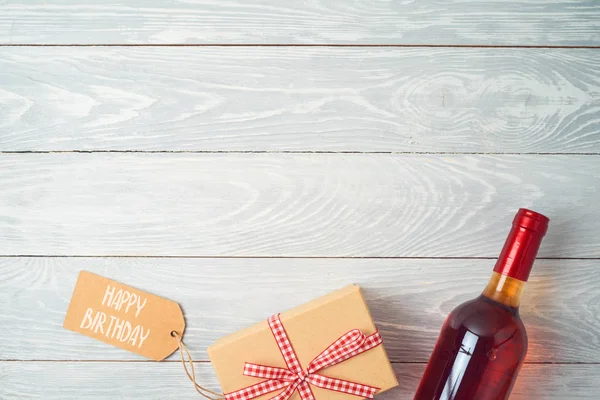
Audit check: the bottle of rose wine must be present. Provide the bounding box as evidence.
[414,208,549,400]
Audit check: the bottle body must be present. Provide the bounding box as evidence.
[414,295,527,400]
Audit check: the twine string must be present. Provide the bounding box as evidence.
[172,331,225,400]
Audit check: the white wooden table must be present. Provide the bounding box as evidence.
[1,1,599,399]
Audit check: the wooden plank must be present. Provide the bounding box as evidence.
[1,1,599,45]
[1,257,598,363]
[0,153,598,257]
[1,361,598,399]
[1,47,600,153]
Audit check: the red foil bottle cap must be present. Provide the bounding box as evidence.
[493,208,550,282]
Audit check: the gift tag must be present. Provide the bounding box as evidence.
[64,270,185,361]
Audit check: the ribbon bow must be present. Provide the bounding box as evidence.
[225,314,383,400]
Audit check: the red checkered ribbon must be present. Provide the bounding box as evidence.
[225,314,383,400]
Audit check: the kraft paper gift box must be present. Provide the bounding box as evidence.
[208,285,398,400]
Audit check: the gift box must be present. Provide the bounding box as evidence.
[208,285,398,400]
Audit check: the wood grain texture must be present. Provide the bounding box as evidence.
[0,153,598,257]
[2,257,598,362]
[1,1,599,45]
[1,47,599,152]
[1,362,599,399]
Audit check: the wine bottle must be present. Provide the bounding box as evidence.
[414,208,549,400]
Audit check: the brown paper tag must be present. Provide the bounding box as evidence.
[64,270,185,361]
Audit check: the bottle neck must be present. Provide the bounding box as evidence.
[482,272,525,308]
[484,209,548,309]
